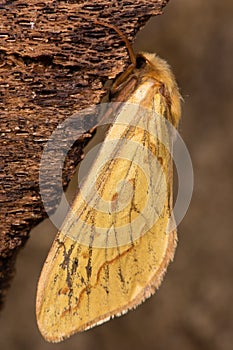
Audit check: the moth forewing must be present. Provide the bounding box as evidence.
[36,51,181,342]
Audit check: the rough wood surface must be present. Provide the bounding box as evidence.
[0,0,169,308]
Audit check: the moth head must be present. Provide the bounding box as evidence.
[137,52,182,126]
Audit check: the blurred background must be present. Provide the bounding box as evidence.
[1,0,232,349]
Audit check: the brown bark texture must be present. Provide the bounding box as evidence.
[0,0,169,309]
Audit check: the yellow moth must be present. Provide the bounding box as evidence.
[36,22,181,342]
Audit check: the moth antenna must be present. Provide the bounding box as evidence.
[94,20,137,67]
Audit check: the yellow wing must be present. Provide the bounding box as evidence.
[36,76,179,342]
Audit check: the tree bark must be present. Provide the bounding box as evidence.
[0,0,169,308]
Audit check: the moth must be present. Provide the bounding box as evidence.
[36,21,181,342]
